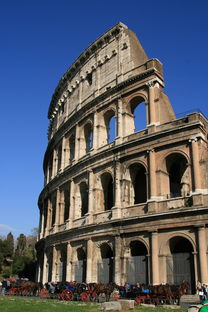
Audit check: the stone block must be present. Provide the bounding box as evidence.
[141,303,156,308]
[100,301,122,311]
[118,299,134,310]
[188,305,202,312]
[180,295,201,309]
[192,194,204,206]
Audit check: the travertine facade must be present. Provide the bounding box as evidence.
[36,23,208,293]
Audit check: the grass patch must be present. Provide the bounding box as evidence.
[0,296,187,312]
[0,297,99,312]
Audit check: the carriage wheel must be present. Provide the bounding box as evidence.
[134,297,141,306]
[40,288,48,299]
[80,292,89,302]
[22,289,28,296]
[8,288,15,296]
[60,289,74,301]
[90,291,97,302]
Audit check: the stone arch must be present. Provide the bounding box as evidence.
[69,132,75,162]
[125,94,148,134]
[126,162,147,205]
[58,244,67,282]
[79,181,89,216]
[46,247,53,282]
[158,151,191,198]
[127,240,149,284]
[104,109,116,143]
[100,171,114,211]
[84,122,93,153]
[97,243,114,283]
[165,235,196,293]
[159,232,196,255]
[57,142,62,172]
[74,246,87,283]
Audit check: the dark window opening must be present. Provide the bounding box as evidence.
[101,173,114,210]
[166,154,188,198]
[80,182,88,216]
[51,196,56,227]
[69,135,75,162]
[86,72,92,85]
[48,155,53,181]
[57,144,62,171]
[130,164,147,204]
[84,124,93,153]
[130,241,148,256]
[64,188,70,222]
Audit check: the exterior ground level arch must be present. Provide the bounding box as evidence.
[37,223,208,294]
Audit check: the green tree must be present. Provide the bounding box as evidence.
[15,234,26,256]
[6,232,14,257]
[12,231,37,280]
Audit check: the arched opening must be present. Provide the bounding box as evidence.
[101,172,114,211]
[57,143,62,172]
[47,250,53,282]
[129,163,147,204]
[80,182,88,216]
[167,236,195,293]
[104,110,116,143]
[48,154,53,181]
[69,134,75,162]
[51,195,56,227]
[74,247,87,283]
[130,97,146,132]
[166,153,189,198]
[43,198,48,232]
[127,241,148,284]
[64,185,70,222]
[59,247,67,282]
[98,243,114,283]
[84,123,93,153]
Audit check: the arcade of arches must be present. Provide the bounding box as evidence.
[37,23,208,293]
[39,231,207,294]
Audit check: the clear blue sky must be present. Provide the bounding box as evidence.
[0,0,208,237]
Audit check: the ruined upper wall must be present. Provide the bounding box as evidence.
[48,23,163,124]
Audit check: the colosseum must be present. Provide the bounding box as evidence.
[36,22,208,293]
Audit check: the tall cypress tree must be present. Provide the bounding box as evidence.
[6,232,14,257]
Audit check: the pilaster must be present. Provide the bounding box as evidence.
[151,230,160,285]
[190,138,202,193]
[66,243,73,281]
[87,170,94,224]
[93,111,98,150]
[116,98,123,142]
[198,226,208,284]
[86,239,94,283]
[51,245,58,282]
[42,251,48,284]
[114,235,122,285]
[146,80,157,127]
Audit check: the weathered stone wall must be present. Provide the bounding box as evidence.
[36,23,208,290]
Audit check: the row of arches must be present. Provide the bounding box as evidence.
[47,97,147,182]
[42,152,191,231]
[45,236,195,293]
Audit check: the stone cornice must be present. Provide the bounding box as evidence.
[36,205,208,248]
[48,22,127,118]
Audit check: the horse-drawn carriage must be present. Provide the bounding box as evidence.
[5,279,189,305]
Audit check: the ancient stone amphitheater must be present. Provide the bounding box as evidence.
[36,23,208,293]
